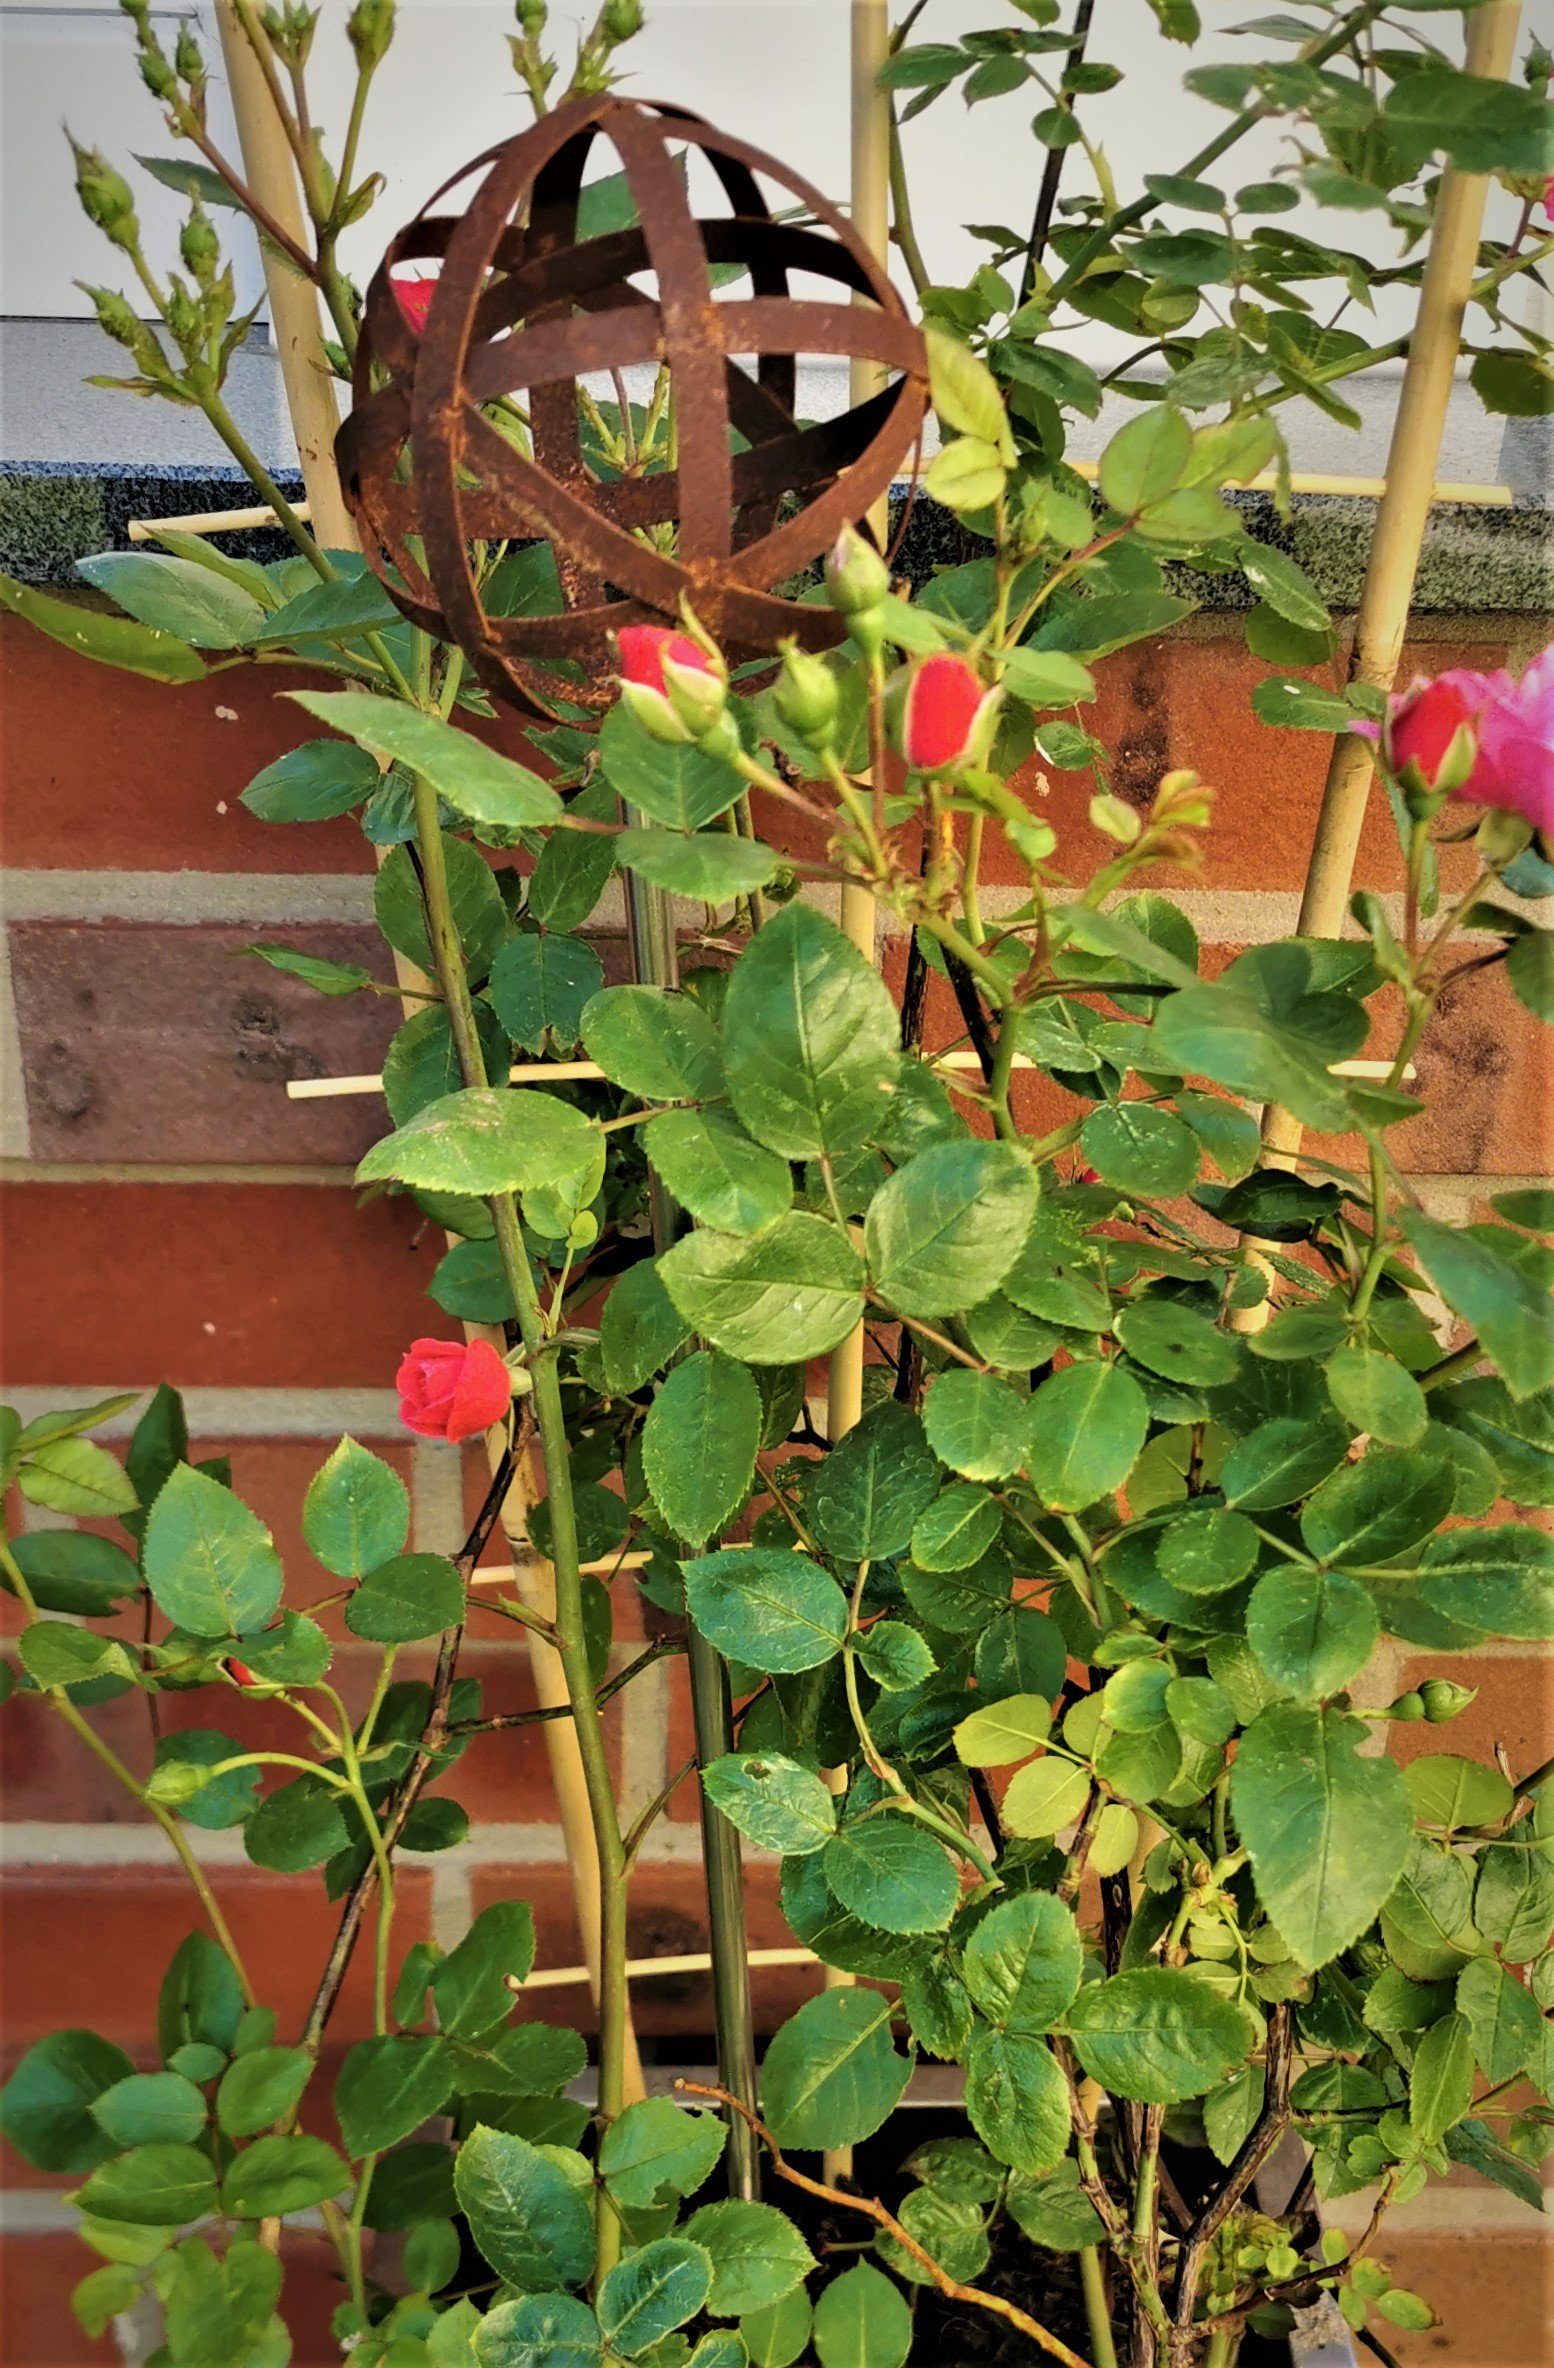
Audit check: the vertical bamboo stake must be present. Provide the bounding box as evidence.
[817,0,895,2190]
[214,5,641,2094]
[213,3,354,549]
[1247,0,1522,1289]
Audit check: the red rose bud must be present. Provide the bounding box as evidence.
[1381,669,1485,799]
[397,1336,514,1443]
[615,625,725,744]
[896,653,1001,775]
[228,1658,258,1688]
[391,270,436,335]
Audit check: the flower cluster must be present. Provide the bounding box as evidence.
[1372,646,1554,831]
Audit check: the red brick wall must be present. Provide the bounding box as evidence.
[2,611,1549,2365]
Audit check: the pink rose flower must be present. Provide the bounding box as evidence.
[1465,647,1554,833]
[391,272,436,335]
[896,653,1000,774]
[397,1337,513,1443]
[1368,648,1554,833]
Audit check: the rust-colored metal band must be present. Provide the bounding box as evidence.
[338,90,929,718]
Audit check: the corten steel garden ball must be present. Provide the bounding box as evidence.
[337,91,929,717]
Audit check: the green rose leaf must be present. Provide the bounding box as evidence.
[1245,1567,1380,1700]
[453,2126,595,2292]
[302,1438,409,1580]
[1066,1969,1250,2101]
[142,1466,283,1640]
[683,2198,816,2316]
[643,1109,793,1236]
[808,1400,941,1563]
[811,2262,912,2368]
[357,1087,603,1205]
[598,2098,726,2208]
[823,1813,959,1935]
[865,1141,1037,1317]
[222,2134,351,2218]
[598,2237,714,2357]
[1026,1362,1149,1511]
[293,691,563,829]
[763,1989,913,2152]
[722,905,899,1160]
[1231,1705,1414,1967]
[703,1753,837,1855]
[659,1214,865,1363]
[642,1350,762,1546]
[581,983,724,1102]
[334,2035,454,2157]
[961,1892,1083,2033]
[683,1548,849,1673]
[965,2027,1071,2173]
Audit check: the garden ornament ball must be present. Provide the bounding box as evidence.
[338,91,930,716]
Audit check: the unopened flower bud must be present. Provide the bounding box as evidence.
[347,0,396,69]
[174,22,205,81]
[515,0,547,30]
[137,44,178,100]
[824,528,890,620]
[616,624,727,746]
[1386,1690,1426,1723]
[601,0,643,38]
[662,652,727,739]
[774,641,839,748]
[1419,1678,1476,1725]
[70,139,140,253]
[180,204,219,284]
[893,652,1002,776]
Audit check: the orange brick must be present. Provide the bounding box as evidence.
[0,1185,447,1388]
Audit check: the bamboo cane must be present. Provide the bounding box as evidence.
[815,0,897,2191]
[213,4,354,549]
[214,3,641,2092]
[1247,0,1524,1316]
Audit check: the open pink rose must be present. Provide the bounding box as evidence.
[397,1337,512,1442]
[1466,647,1554,832]
[1369,648,1554,833]
[895,653,1000,774]
[391,272,436,335]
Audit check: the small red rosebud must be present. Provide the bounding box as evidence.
[1382,670,1486,798]
[228,1658,258,1688]
[391,271,436,335]
[396,1337,513,1443]
[616,624,712,694]
[615,624,729,745]
[895,653,1001,775]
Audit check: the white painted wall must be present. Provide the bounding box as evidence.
[1,0,1550,481]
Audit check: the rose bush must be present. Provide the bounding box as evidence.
[2,6,1553,2368]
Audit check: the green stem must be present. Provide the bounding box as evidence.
[0,1539,255,2004]
[407,774,630,2273]
[1078,2247,1119,2368]
[1044,0,1386,311]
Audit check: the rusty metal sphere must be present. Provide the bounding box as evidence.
[337,91,929,716]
